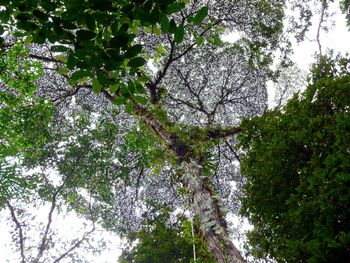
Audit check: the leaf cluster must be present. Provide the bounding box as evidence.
[0,43,53,158]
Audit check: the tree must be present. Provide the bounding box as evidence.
[0,158,114,263]
[238,55,350,262]
[0,0,343,262]
[119,205,216,263]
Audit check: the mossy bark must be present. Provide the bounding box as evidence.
[134,103,245,263]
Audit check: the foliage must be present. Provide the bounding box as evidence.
[119,206,216,263]
[340,0,350,28]
[0,0,207,108]
[0,43,53,158]
[0,43,53,204]
[1,0,348,262]
[239,55,350,262]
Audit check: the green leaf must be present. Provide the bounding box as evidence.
[0,10,11,23]
[16,13,32,21]
[125,44,142,58]
[58,67,70,74]
[196,35,204,46]
[96,71,110,86]
[169,19,177,34]
[121,84,130,97]
[113,96,127,106]
[174,24,184,43]
[152,25,161,36]
[127,57,146,68]
[67,52,76,70]
[160,15,170,33]
[128,80,135,94]
[0,25,4,35]
[110,34,130,48]
[76,30,96,40]
[166,3,185,14]
[62,21,77,30]
[16,21,38,31]
[92,78,102,93]
[33,9,48,21]
[50,45,71,52]
[125,102,133,114]
[193,6,208,25]
[134,83,146,93]
[208,34,223,46]
[62,7,82,21]
[108,83,118,94]
[92,12,111,25]
[33,31,46,44]
[69,69,91,84]
[133,95,148,105]
[84,13,95,31]
[41,1,57,12]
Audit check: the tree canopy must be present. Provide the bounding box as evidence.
[0,0,349,262]
[239,55,350,262]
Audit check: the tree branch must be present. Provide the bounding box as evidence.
[33,182,65,262]
[6,200,26,263]
[207,126,242,140]
[29,54,62,64]
[148,19,223,104]
[316,0,327,56]
[52,192,96,263]
[224,140,241,163]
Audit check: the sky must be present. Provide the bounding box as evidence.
[1,2,350,262]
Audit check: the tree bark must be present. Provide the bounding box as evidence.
[133,104,245,263]
[182,160,245,263]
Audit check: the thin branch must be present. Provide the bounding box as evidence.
[51,85,85,104]
[224,140,241,163]
[191,217,197,263]
[134,166,144,203]
[29,54,62,64]
[149,19,223,103]
[316,0,327,56]
[146,35,176,103]
[168,94,203,113]
[52,192,96,263]
[32,180,67,263]
[33,148,87,263]
[6,200,26,263]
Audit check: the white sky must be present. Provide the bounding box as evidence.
[1,2,349,262]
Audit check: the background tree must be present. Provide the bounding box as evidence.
[0,158,112,263]
[238,55,350,262]
[119,205,216,263]
[272,65,307,108]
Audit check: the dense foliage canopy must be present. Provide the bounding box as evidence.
[239,55,350,262]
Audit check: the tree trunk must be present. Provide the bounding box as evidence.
[182,160,245,263]
[132,104,245,262]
